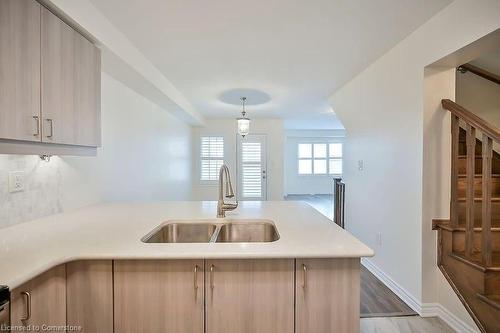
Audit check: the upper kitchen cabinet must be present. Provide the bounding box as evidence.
[41,6,101,147]
[0,0,41,142]
[0,0,101,155]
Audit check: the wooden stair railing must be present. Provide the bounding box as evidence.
[436,99,500,332]
[443,99,500,266]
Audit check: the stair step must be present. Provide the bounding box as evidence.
[457,197,500,202]
[457,175,500,197]
[433,219,500,233]
[458,174,500,177]
[452,228,500,253]
[436,211,500,332]
[458,156,500,174]
[450,251,500,271]
[457,199,500,227]
[477,294,500,311]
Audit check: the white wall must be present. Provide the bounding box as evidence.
[192,118,284,201]
[456,69,500,127]
[91,73,192,201]
[329,0,500,330]
[284,130,345,195]
[0,73,192,229]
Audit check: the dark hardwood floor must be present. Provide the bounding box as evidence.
[285,194,418,318]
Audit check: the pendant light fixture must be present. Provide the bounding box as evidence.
[237,97,250,137]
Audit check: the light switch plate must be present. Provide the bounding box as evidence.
[8,171,25,193]
[358,160,364,171]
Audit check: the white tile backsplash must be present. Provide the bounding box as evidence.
[0,155,65,228]
[0,155,99,228]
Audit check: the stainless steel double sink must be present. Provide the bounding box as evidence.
[142,219,279,243]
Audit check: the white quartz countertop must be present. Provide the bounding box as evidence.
[0,201,374,289]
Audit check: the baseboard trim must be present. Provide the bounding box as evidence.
[420,303,480,333]
[361,258,421,313]
[361,258,479,333]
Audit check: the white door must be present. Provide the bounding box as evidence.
[238,134,267,201]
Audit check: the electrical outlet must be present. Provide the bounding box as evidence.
[358,160,364,171]
[8,171,25,193]
[376,232,382,246]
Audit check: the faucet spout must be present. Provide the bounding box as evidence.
[217,164,238,218]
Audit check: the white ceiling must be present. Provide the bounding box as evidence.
[89,0,451,129]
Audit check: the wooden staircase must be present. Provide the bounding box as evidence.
[434,100,500,333]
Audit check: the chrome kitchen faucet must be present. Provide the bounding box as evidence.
[217,164,238,218]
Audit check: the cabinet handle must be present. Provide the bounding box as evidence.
[46,119,53,138]
[21,291,31,321]
[210,265,215,289]
[302,264,307,289]
[194,265,199,291]
[33,116,40,137]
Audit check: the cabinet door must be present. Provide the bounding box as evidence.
[296,258,360,333]
[114,260,204,333]
[0,0,41,141]
[41,7,101,147]
[10,265,66,332]
[67,260,113,333]
[206,259,294,333]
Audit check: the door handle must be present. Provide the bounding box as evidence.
[302,264,307,289]
[210,265,215,289]
[45,119,54,138]
[194,265,199,291]
[33,116,40,137]
[21,291,31,321]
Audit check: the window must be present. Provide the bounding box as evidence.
[329,143,342,175]
[200,136,224,181]
[298,142,342,175]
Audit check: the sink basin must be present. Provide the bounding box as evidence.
[142,223,217,243]
[142,219,279,243]
[216,222,279,243]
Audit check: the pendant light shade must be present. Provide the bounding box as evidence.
[237,97,250,137]
[237,117,250,137]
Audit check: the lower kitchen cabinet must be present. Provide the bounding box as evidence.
[205,259,295,333]
[296,258,360,333]
[10,265,66,332]
[113,259,204,333]
[8,258,361,332]
[66,260,113,333]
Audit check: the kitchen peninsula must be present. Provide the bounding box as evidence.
[0,201,373,333]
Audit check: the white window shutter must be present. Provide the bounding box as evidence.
[200,137,224,181]
[241,142,262,198]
